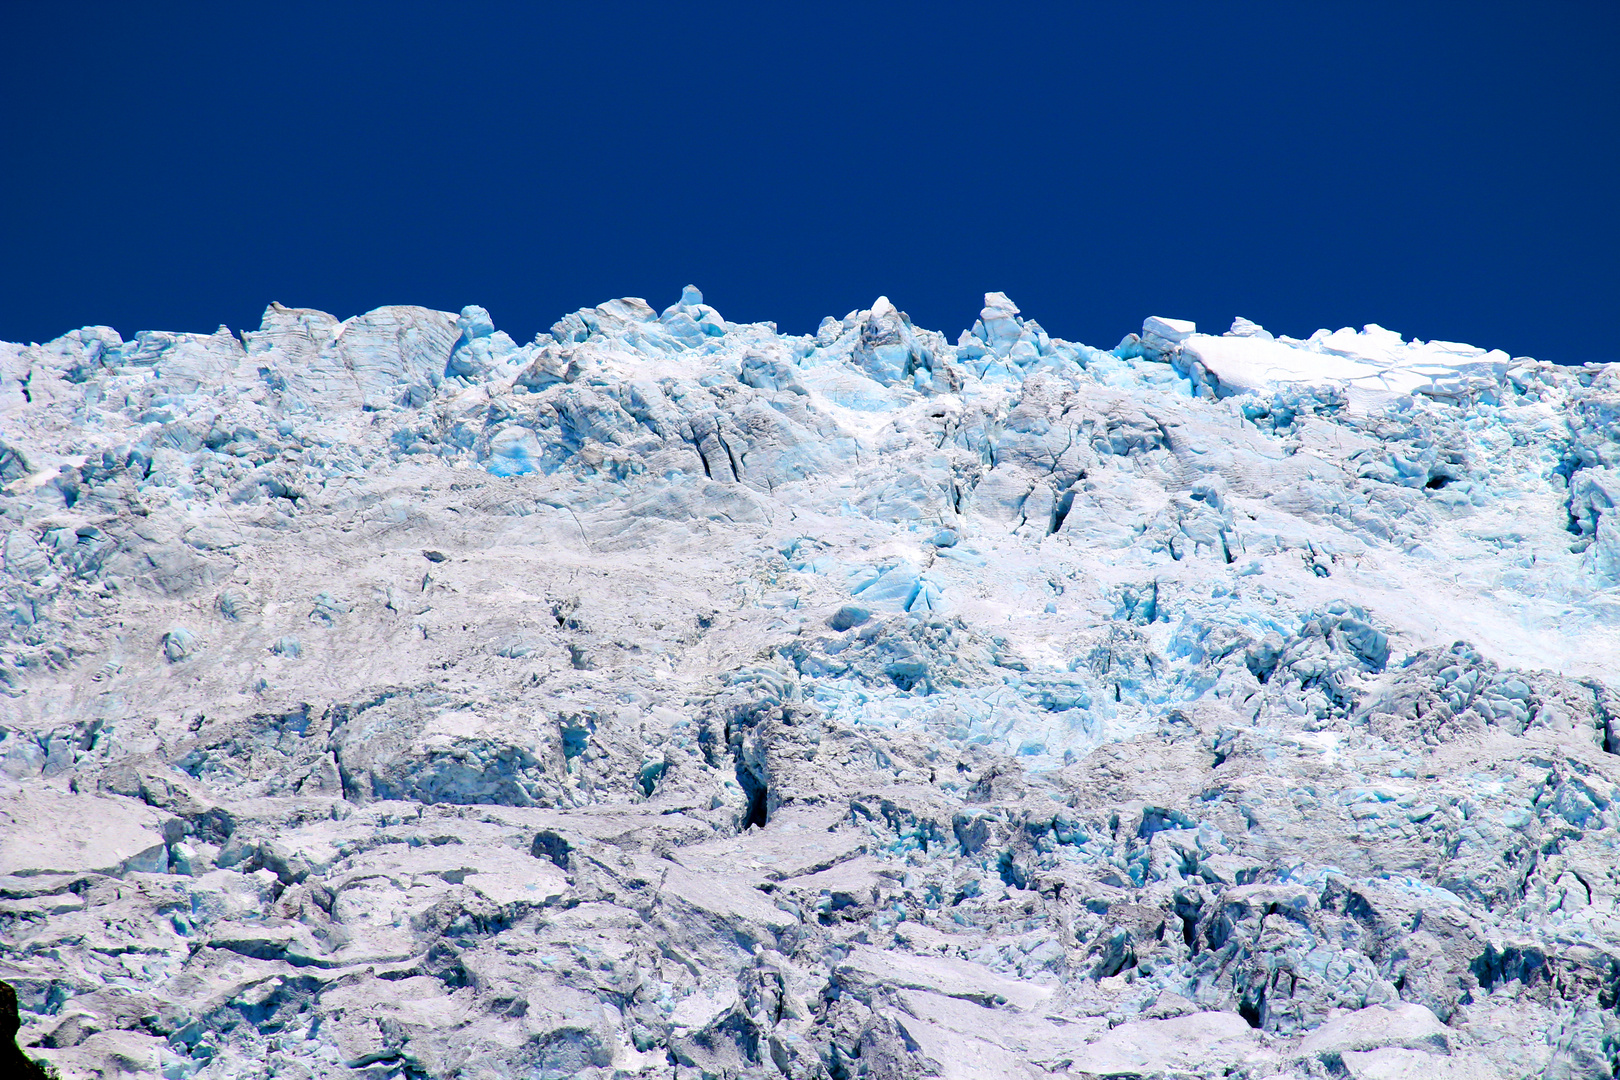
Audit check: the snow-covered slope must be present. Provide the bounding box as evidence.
[1,290,1617,1079]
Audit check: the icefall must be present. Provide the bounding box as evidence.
[1,289,1617,1079]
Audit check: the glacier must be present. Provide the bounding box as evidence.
[0,287,1618,1079]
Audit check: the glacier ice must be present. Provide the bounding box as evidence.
[1,289,1618,1078]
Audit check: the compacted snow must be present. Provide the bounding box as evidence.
[1,289,1617,1078]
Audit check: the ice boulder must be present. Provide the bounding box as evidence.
[1142,315,1196,352]
[852,296,927,385]
[977,291,1024,349]
[445,304,522,380]
[486,425,544,476]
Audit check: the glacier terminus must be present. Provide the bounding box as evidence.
[1,288,1618,1079]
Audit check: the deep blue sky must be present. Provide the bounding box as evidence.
[3,2,1616,362]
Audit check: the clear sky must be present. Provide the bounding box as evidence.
[3,1,1616,362]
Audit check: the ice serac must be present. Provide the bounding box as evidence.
[0,290,1617,1079]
